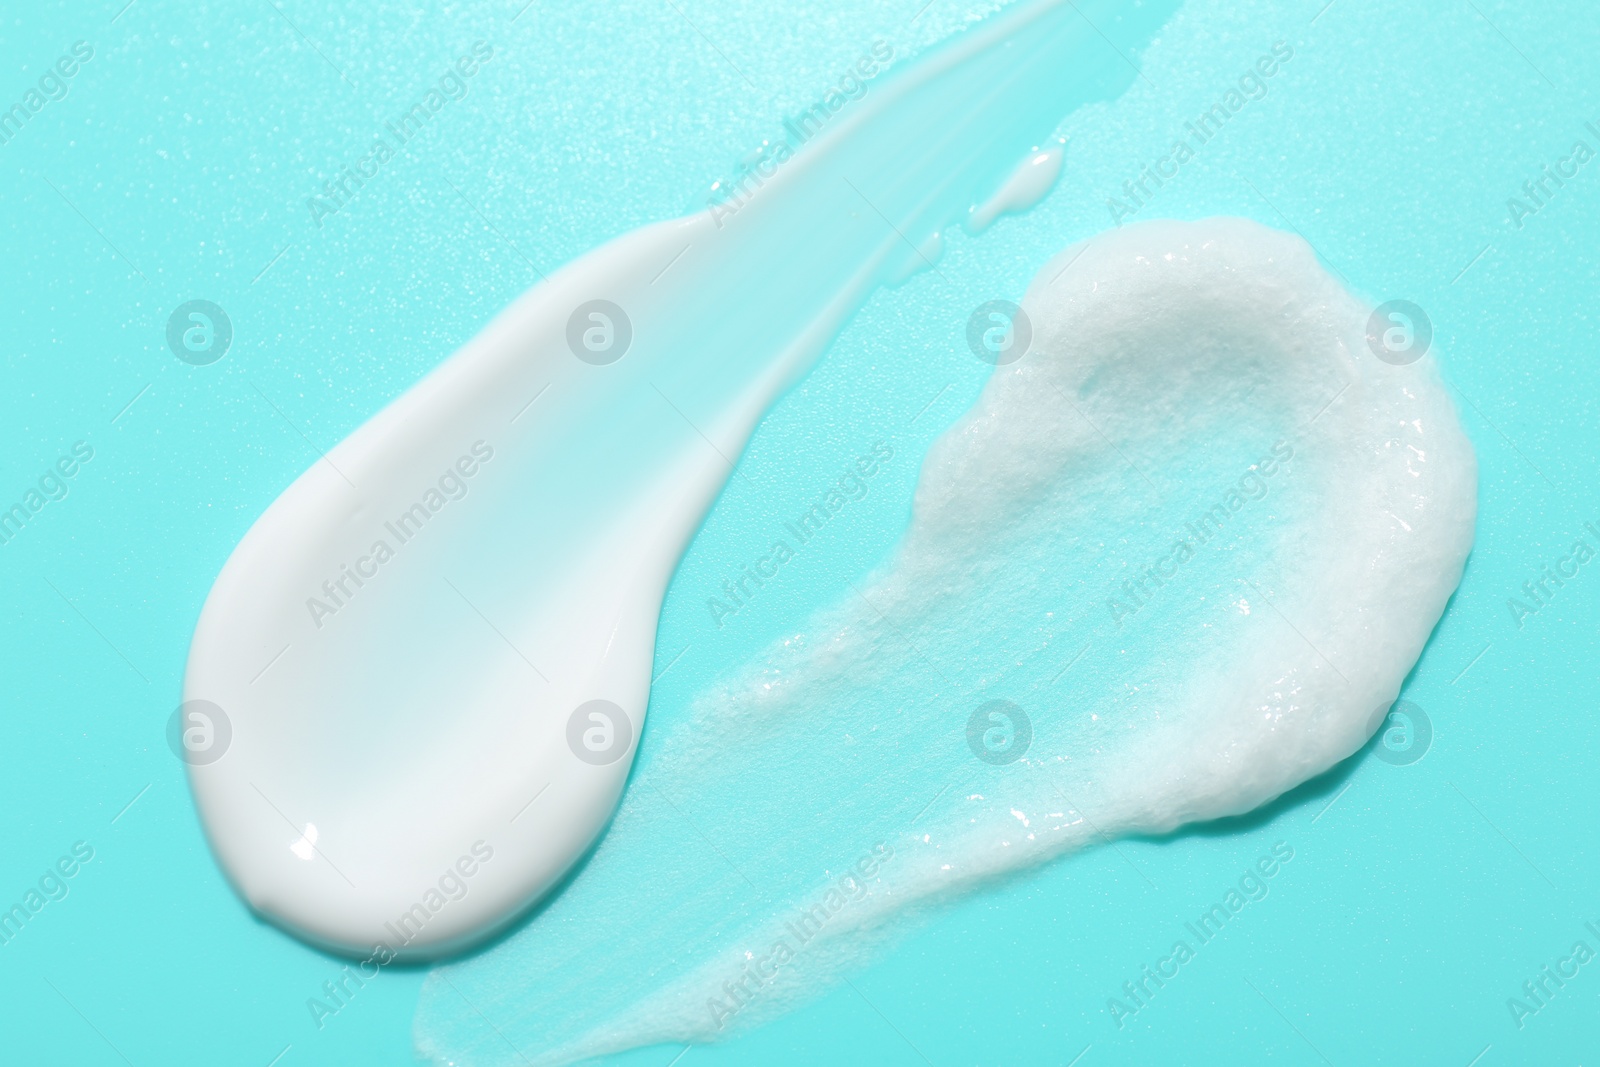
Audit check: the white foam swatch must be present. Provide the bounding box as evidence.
[414,217,1477,1064]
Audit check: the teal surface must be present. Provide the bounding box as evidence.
[1,0,1597,1064]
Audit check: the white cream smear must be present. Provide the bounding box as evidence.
[967,144,1064,232]
[182,0,1149,958]
[181,10,1476,1060]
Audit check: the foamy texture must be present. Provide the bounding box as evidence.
[414,217,1476,1064]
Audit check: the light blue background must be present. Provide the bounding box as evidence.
[1,0,1596,1063]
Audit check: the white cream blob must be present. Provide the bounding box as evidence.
[414,216,1476,1065]
[181,0,1162,959]
[967,144,1065,232]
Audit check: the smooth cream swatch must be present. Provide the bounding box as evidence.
[180,0,1165,958]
